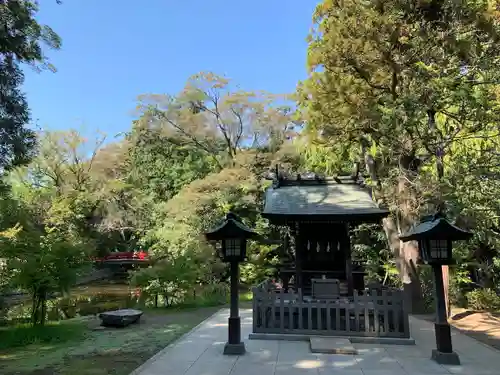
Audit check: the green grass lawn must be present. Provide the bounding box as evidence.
[0,306,221,375]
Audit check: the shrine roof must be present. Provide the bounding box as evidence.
[262,175,389,223]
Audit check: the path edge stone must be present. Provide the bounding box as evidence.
[128,307,226,375]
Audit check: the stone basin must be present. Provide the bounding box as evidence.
[99,308,143,327]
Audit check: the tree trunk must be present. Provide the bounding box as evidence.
[397,174,426,313]
[40,290,47,326]
[382,216,424,313]
[360,138,425,313]
[31,289,48,326]
[428,110,450,318]
[31,293,38,326]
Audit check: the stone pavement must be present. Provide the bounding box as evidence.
[131,308,500,375]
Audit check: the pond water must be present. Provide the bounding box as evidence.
[50,281,140,320]
[71,280,134,298]
[1,276,229,325]
[1,280,139,325]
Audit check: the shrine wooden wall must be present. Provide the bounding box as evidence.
[294,222,349,273]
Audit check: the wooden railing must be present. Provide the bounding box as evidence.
[252,281,410,338]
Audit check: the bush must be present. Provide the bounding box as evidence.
[178,282,229,308]
[449,269,472,308]
[130,256,200,307]
[418,266,436,313]
[466,288,500,311]
[200,283,229,306]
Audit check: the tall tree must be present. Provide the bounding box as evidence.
[0,0,61,172]
[137,72,297,168]
[9,130,141,253]
[300,0,500,311]
[126,122,216,201]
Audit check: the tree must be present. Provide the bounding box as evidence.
[126,122,216,201]
[0,192,89,326]
[445,123,500,291]
[137,147,298,290]
[300,0,500,311]
[11,130,105,230]
[0,0,61,172]
[130,255,200,307]
[9,130,144,255]
[137,72,297,168]
[24,130,107,192]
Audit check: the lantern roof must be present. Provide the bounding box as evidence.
[399,213,473,242]
[205,212,259,241]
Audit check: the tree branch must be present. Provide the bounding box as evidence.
[152,109,223,169]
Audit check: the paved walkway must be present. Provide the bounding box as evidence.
[132,309,500,375]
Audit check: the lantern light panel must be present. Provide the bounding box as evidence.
[224,239,241,257]
[430,239,448,260]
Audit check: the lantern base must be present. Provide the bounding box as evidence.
[431,349,460,365]
[223,342,246,355]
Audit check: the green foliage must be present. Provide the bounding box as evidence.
[130,262,229,309]
[466,288,500,311]
[445,126,500,287]
[0,321,86,350]
[147,166,259,256]
[0,161,93,326]
[137,72,297,167]
[351,223,402,288]
[239,245,276,286]
[4,0,500,335]
[0,68,299,326]
[418,266,437,313]
[183,283,230,307]
[239,290,253,302]
[129,148,284,298]
[0,0,61,171]
[6,229,88,291]
[130,256,200,307]
[3,291,140,325]
[297,140,353,176]
[301,0,500,212]
[298,0,500,305]
[127,124,216,201]
[4,4,500,325]
[449,268,473,308]
[0,224,90,325]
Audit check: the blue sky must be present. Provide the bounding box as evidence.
[23,1,318,141]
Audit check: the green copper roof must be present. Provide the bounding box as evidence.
[399,215,472,241]
[262,179,389,220]
[205,212,258,240]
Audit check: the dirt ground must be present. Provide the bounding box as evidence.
[0,306,221,375]
[419,308,500,351]
[448,308,500,351]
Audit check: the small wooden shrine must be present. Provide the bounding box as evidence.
[250,171,411,339]
[262,171,389,296]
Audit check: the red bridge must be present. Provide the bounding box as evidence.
[93,250,150,265]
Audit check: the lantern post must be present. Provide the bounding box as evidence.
[205,212,258,355]
[400,212,472,365]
